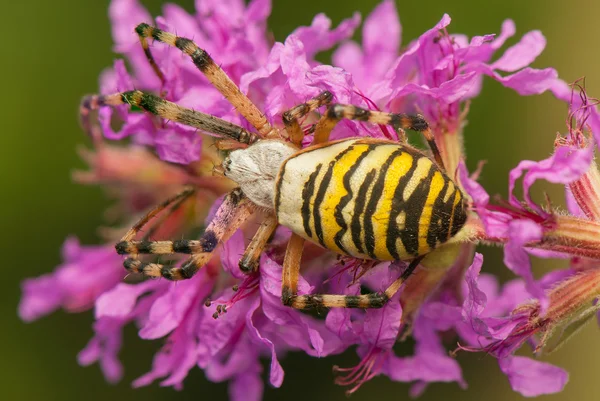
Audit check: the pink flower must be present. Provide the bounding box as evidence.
[19,238,123,321]
[20,0,599,399]
[333,6,558,173]
[456,83,600,395]
[455,255,573,396]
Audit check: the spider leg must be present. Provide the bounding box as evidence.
[313,104,445,172]
[280,233,304,305]
[140,189,196,241]
[282,91,333,146]
[120,187,196,243]
[80,91,260,145]
[136,24,166,87]
[135,23,275,137]
[117,188,255,280]
[282,256,424,310]
[238,213,278,273]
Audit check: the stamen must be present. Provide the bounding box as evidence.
[208,272,260,319]
[333,347,386,395]
[324,256,379,286]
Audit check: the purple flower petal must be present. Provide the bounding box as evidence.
[246,300,284,388]
[362,0,400,61]
[458,161,489,206]
[197,295,250,366]
[19,238,123,321]
[461,253,488,334]
[495,280,529,312]
[161,4,202,39]
[386,71,481,106]
[360,301,402,350]
[139,271,214,339]
[109,0,152,53]
[504,219,548,311]
[229,371,263,401]
[508,143,593,214]
[385,310,466,390]
[95,280,162,319]
[246,0,271,24]
[495,67,559,95]
[19,274,63,322]
[256,256,343,357]
[325,284,360,344]
[154,124,203,164]
[133,322,199,390]
[241,16,361,122]
[468,63,559,96]
[100,59,134,98]
[490,20,516,50]
[291,12,360,58]
[333,0,400,89]
[458,161,511,239]
[109,0,159,88]
[498,356,568,397]
[78,318,124,384]
[99,109,155,141]
[491,30,546,72]
[456,253,536,349]
[203,332,258,382]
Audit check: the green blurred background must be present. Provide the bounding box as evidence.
[3,0,599,400]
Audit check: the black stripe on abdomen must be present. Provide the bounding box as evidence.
[426,177,450,250]
[333,145,376,254]
[400,167,435,256]
[363,149,404,259]
[386,156,419,259]
[312,147,355,247]
[301,163,322,238]
[351,169,377,254]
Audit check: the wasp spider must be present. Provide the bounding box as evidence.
[80,23,468,311]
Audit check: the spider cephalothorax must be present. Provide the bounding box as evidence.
[81,23,468,311]
[223,140,297,208]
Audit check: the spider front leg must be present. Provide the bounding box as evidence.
[313,104,445,172]
[119,187,196,243]
[117,188,255,280]
[80,91,259,145]
[134,23,275,137]
[281,253,424,310]
[282,91,333,146]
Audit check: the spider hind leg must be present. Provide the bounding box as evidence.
[313,104,445,171]
[281,251,424,310]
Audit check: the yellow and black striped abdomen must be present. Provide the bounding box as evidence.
[274,138,467,260]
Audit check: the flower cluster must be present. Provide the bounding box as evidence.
[453,80,600,394]
[19,0,600,399]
